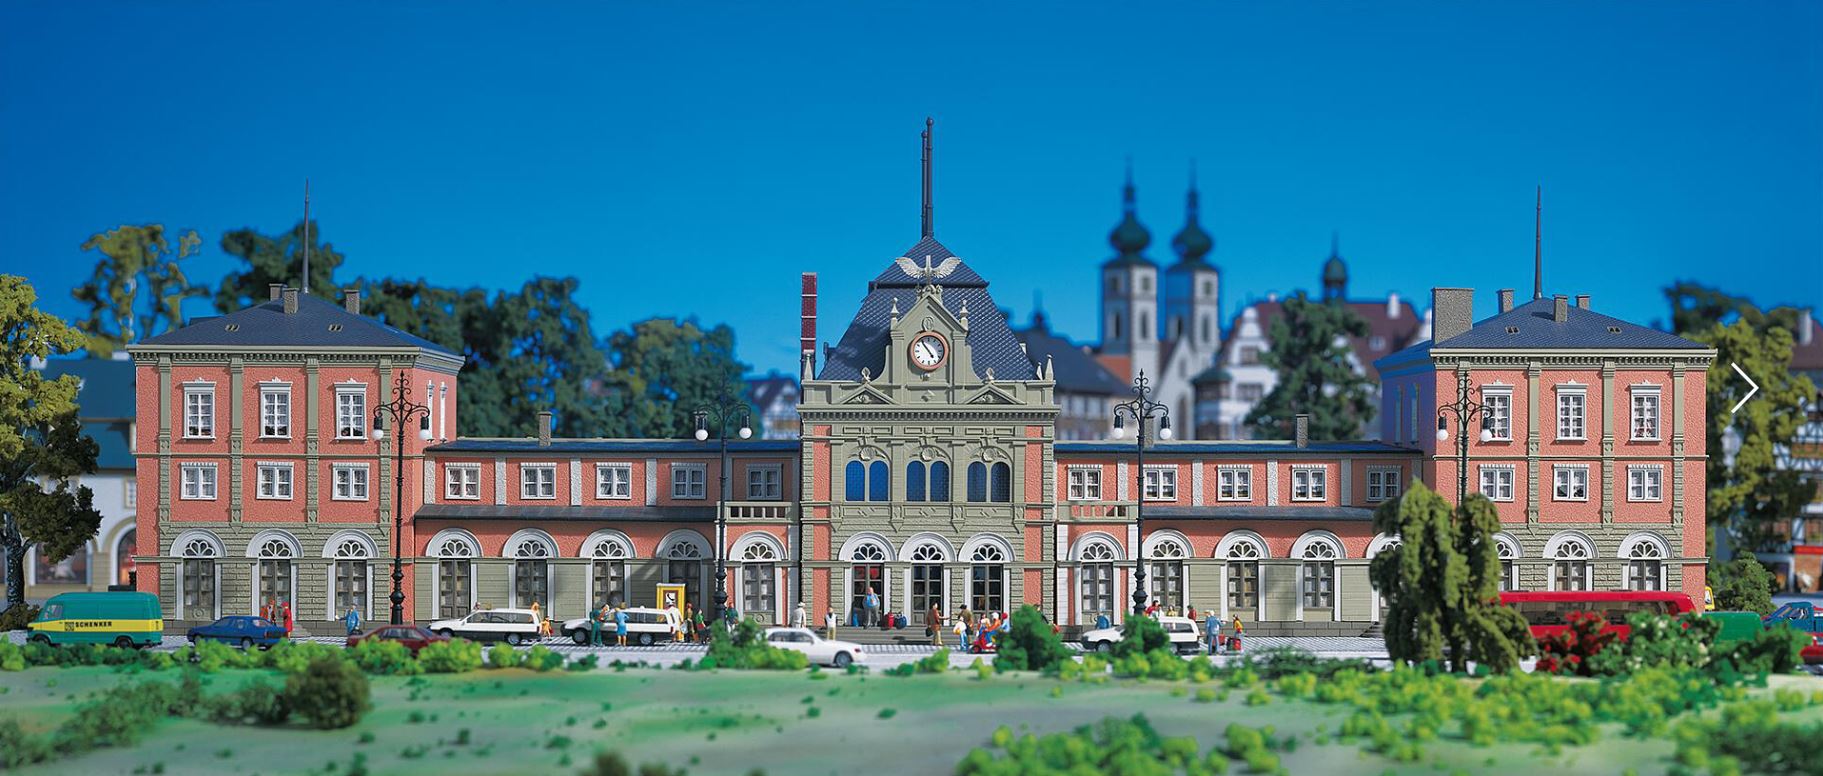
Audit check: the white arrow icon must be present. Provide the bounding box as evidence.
[1730,362,1759,414]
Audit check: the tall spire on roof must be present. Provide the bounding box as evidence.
[1322,231,1348,302]
[1533,185,1543,299]
[1170,161,1213,264]
[302,179,311,294]
[1107,158,1152,260]
[920,117,934,239]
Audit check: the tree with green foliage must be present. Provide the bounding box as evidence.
[69,224,206,357]
[1370,481,1532,673]
[1245,291,1375,440]
[1665,281,1803,338]
[1709,557,1777,615]
[993,605,1074,673]
[1,276,104,623]
[598,317,753,439]
[1692,319,1817,553]
[282,656,370,729]
[215,220,346,312]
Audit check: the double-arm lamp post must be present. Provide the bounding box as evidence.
[1435,373,1496,507]
[1110,371,1171,617]
[693,392,752,625]
[370,371,432,626]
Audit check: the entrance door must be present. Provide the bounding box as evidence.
[850,564,885,626]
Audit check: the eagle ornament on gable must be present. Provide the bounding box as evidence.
[895,254,961,283]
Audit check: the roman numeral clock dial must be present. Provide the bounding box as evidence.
[910,332,948,371]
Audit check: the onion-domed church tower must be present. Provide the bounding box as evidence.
[1098,165,1159,384]
[1156,171,1223,437]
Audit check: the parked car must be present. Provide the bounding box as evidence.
[1764,601,1823,634]
[428,608,542,644]
[187,615,288,649]
[346,625,450,655]
[1803,633,1823,666]
[762,627,867,667]
[1079,615,1203,654]
[26,591,163,648]
[560,607,682,646]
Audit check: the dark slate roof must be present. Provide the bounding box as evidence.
[1057,440,1416,456]
[137,294,457,356]
[1790,313,1823,372]
[414,504,714,522]
[1147,505,1376,521]
[1189,365,1231,385]
[37,359,135,471]
[1432,298,1708,350]
[1012,312,1128,396]
[429,438,799,454]
[821,236,1037,382]
[744,373,798,410]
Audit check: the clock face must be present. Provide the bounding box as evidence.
[910,333,947,371]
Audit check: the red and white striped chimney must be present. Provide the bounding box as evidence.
[800,273,818,377]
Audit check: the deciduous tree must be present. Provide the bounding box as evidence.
[598,318,752,439]
[69,224,206,357]
[1245,291,1375,440]
[215,221,346,312]
[1692,319,1817,554]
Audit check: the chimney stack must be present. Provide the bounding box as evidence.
[269,283,284,301]
[1802,309,1814,346]
[1387,291,1401,319]
[800,273,818,378]
[1294,414,1310,449]
[537,411,553,447]
[1575,294,1590,310]
[1430,287,1475,343]
[282,287,299,315]
[1498,289,1515,314]
[1553,295,1569,323]
[342,288,361,315]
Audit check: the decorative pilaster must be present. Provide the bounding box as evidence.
[157,357,173,522]
[377,359,394,528]
[228,358,244,522]
[1671,361,1687,524]
[1525,360,1542,525]
[1600,359,1615,524]
[305,358,321,522]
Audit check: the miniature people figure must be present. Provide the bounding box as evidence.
[1096,612,1112,630]
[792,601,807,629]
[589,602,604,647]
[614,603,629,647]
[530,600,542,630]
[344,606,360,637]
[1232,614,1244,652]
[1205,610,1221,654]
[863,586,879,628]
[282,600,293,634]
[824,608,837,639]
[951,615,966,650]
[682,602,695,643]
[927,603,942,646]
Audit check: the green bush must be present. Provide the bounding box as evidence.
[696,618,809,671]
[209,678,290,725]
[283,657,372,729]
[417,639,484,673]
[1710,558,1777,615]
[525,644,565,672]
[1243,647,1373,680]
[1109,615,1170,660]
[263,640,345,674]
[0,603,40,632]
[1586,612,1718,676]
[0,718,48,768]
[349,639,422,675]
[956,714,1240,775]
[1674,699,1823,774]
[1711,624,1809,677]
[993,606,1074,674]
[486,642,524,669]
[0,638,24,671]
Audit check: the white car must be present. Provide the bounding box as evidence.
[560,607,683,646]
[762,627,867,668]
[1079,615,1203,655]
[428,608,542,645]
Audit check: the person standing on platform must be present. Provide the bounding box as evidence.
[344,606,361,637]
[614,604,629,647]
[863,586,880,628]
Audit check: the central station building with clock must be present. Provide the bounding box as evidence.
[127,134,1712,638]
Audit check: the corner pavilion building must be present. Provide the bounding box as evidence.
[129,206,1712,640]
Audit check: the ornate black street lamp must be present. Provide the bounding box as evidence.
[1111,370,1171,616]
[370,371,431,626]
[694,392,752,625]
[1435,372,1496,507]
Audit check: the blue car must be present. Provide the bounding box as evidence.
[187,616,288,649]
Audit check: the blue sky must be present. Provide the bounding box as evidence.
[2,1,1818,376]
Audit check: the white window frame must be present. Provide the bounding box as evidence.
[1066,467,1102,501]
[1290,466,1327,501]
[1553,464,1590,502]
[179,463,218,500]
[1216,466,1252,501]
[444,464,481,500]
[671,463,707,500]
[1478,464,1515,502]
[595,463,633,500]
[1627,465,1664,502]
[520,463,557,500]
[335,385,368,440]
[258,385,291,439]
[1141,466,1177,501]
[182,385,215,439]
[1630,387,1661,441]
[124,481,136,510]
[1555,387,1587,441]
[746,464,783,501]
[1365,467,1402,503]
[331,463,370,501]
[1481,387,1513,441]
[255,462,294,500]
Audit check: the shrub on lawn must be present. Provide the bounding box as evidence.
[525,644,565,672]
[0,638,24,671]
[0,603,40,633]
[955,714,1238,775]
[1586,612,1717,676]
[1674,698,1823,773]
[578,750,688,776]
[1244,646,1373,680]
[993,606,1074,674]
[1709,557,1777,615]
[208,678,290,725]
[417,639,484,673]
[884,648,950,677]
[0,718,48,768]
[263,641,346,674]
[284,657,371,729]
[349,639,421,676]
[1710,624,1809,678]
[1535,611,1618,676]
[486,643,524,670]
[1108,615,1169,660]
[696,617,808,671]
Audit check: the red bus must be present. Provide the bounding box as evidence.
[1498,591,1696,640]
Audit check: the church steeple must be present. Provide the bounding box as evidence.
[1321,232,1348,302]
[1170,164,1213,265]
[1106,160,1153,264]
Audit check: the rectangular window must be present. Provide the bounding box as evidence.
[445,465,480,500]
[1553,465,1589,501]
[671,464,707,499]
[332,464,369,501]
[1482,389,1512,440]
[520,464,557,499]
[1237,383,1264,402]
[1226,561,1259,611]
[1290,467,1327,501]
[1631,389,1661,441]
[1302,561,1335,608]
[595,464,632,499]
[259,388,290,438]
[1366,468,1402,502]
[746,465,782,500]
[1217,467,1252,501]
[741,563,776,614]
[1066,467,1101,501]
[1478,466,1515,501]
[1627,466,1663,501]
[1142,467,1177,501]
[255,463,293,500]
[335,388,367,439]
[179,464,217,500]
[125,481,136,510]
[1556,389,1586,440]
[183,387,214,438]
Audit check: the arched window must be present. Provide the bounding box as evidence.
[1224,540,1262,614]
[179,535,219,621]
[1495,536,1520,592]
[905,461,926,502]
[929,461,951,502]
[1300,540,1338,610]
[845,461,865,502]
[969,544,1007,613]
[432,533,477,618]
[1147,539,1187,613]
[1548,534,1593,592]
[1139,311,1150,340]
[255,536,295,615]
[909,543,946,616]
[1624,537,1665,592]
[740,542,779,616]
[666,539,705,609]
[331,538,371,619]
[868,460,889,502]
[511,536,553,611]
[967,462,988,502]
[589,538,629,608]
[115,528,137,586]
[989,462,1011,503]
[1079,542,1116,622]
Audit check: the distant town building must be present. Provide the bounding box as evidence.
[744,371,800,440]
[1012,308,1128,440]
[1753,308,1823,591]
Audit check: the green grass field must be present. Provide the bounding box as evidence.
[4,664,1821,776]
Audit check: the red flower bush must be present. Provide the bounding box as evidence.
[1534,611,1617,676]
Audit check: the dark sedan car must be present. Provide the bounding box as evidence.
[345,625,449,655]
[187,616,288,649]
